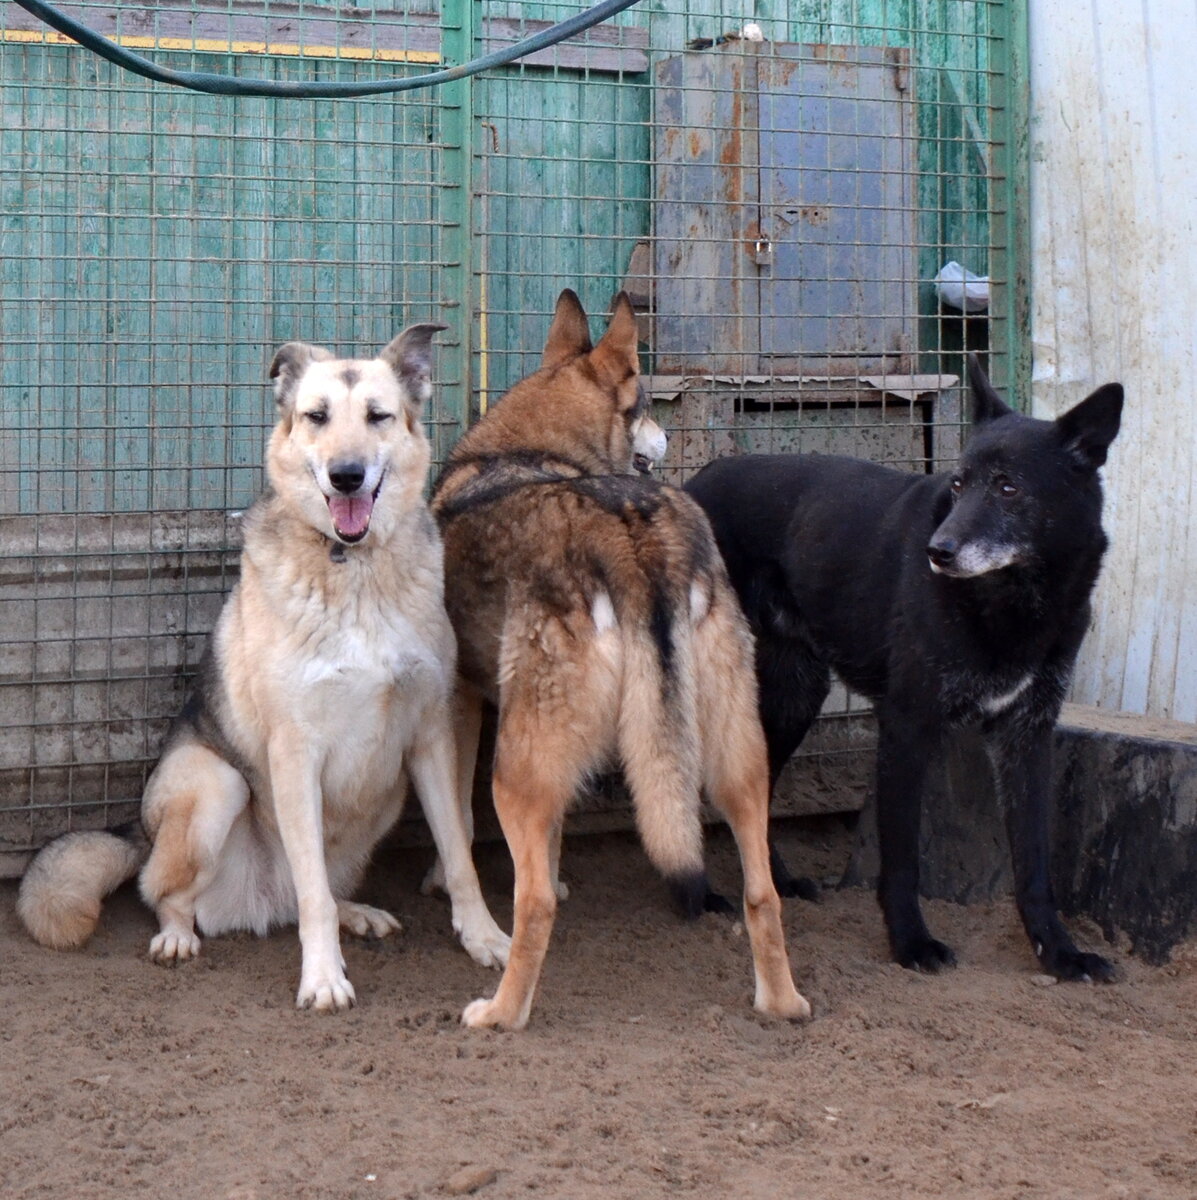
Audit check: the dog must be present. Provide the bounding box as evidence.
[18,327,510,1011]
[684,354,1123,981]
[427,288,810,1030]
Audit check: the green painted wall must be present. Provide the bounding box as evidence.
[1,1,1015,511]
[1,40,449,515]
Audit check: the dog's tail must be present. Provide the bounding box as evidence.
[17,822,149,949]
[615,579,707,917]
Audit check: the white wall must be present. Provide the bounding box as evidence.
[1029,0,1197,719]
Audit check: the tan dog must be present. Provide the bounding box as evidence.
[19,326,510,1010]
[430,289,811,1030]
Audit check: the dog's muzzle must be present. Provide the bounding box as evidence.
[926,541,957,575]
[631,415,667,474]
[326,461,383,543]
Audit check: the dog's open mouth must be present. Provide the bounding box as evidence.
[327,476,384,543]
[632,453,652,474]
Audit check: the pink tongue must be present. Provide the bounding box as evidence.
[327,493,374,538]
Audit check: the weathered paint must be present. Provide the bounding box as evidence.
[1029,0,1197,720]
[652,42,916,376]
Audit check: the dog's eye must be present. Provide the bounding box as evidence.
[949,476,963,494]
[367,410,394,425]
[996,476,1019,498]
[304,409,329,426]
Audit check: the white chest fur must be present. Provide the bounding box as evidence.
[979,672,1034,717]
[223,529,454,804]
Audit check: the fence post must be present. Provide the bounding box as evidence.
[437,0,477,454]
[989,0,1032,400]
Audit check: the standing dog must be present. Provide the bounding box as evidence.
[429,289,810,1030]
[18,327,510,1010]
[685,356,1123,981]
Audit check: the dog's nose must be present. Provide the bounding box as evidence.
[927,542,956,569]
[328,462,366,494]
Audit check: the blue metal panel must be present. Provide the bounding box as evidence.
[653,42,916,375]
[759,45,915,367]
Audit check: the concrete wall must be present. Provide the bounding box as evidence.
[1029,0,1197,719]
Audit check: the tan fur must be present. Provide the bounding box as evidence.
[432,289,810,1030]
[18,327,510,1010]
[17,829,146,949]
[141,789,199,901]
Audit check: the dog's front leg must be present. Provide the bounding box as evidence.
[267,734,353,1011]
[984,722,1115,982]
[875,708,956,972]
[408,710,511,970]
[421,683,483,897]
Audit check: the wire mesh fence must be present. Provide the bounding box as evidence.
[0,0,1019,867]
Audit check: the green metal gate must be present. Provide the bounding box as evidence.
[0,0,1026,869]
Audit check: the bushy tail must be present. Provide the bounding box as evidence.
[18,822,148,949]
[616,589,706,913]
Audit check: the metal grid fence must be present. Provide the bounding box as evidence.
[0,0,1021,868]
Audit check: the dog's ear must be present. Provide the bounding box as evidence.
[1056,382,1124,470]
[269,342,333,414]
[589,293,641,407]
[542,289,593,369]
[967,353,1015,424]
[379,323,449,409]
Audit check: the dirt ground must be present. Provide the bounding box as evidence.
[2,816,1195,1200]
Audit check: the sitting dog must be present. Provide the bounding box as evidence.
[19,327,510,1010]
[685,355,1123,981]
[429,289,811,1029]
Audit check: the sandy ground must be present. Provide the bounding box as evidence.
[2,815,1195,1200]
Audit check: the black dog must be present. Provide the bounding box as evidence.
[685,356,1123,981]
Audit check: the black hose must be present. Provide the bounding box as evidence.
[12,0,644,98]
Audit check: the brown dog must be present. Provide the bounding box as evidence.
[430,289,811,1029]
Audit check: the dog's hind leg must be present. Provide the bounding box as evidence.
[695,608,811,1020]
[757,637,831,901]
[874,706,956,972]
[462,614,617,1030]
[140,742,250,965]
[985,723,1115,982]
[548,813,569,901]
[461,756,567,1031]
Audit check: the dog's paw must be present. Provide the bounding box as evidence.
[296,969,356,1013]
[703,889,738,917]
[461,995,524,1031]
[456,915,511,970]
[755,983,814,1022]
[1040,944,1116,983]
[895,935,957,973]
[148,927,201,964]
[776,875,821,903]
[337,900,402,940]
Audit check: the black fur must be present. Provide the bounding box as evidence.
[685,358,1124,980]
[668,869,712,920]
[430,450,589,520]
[431,452,671,525]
